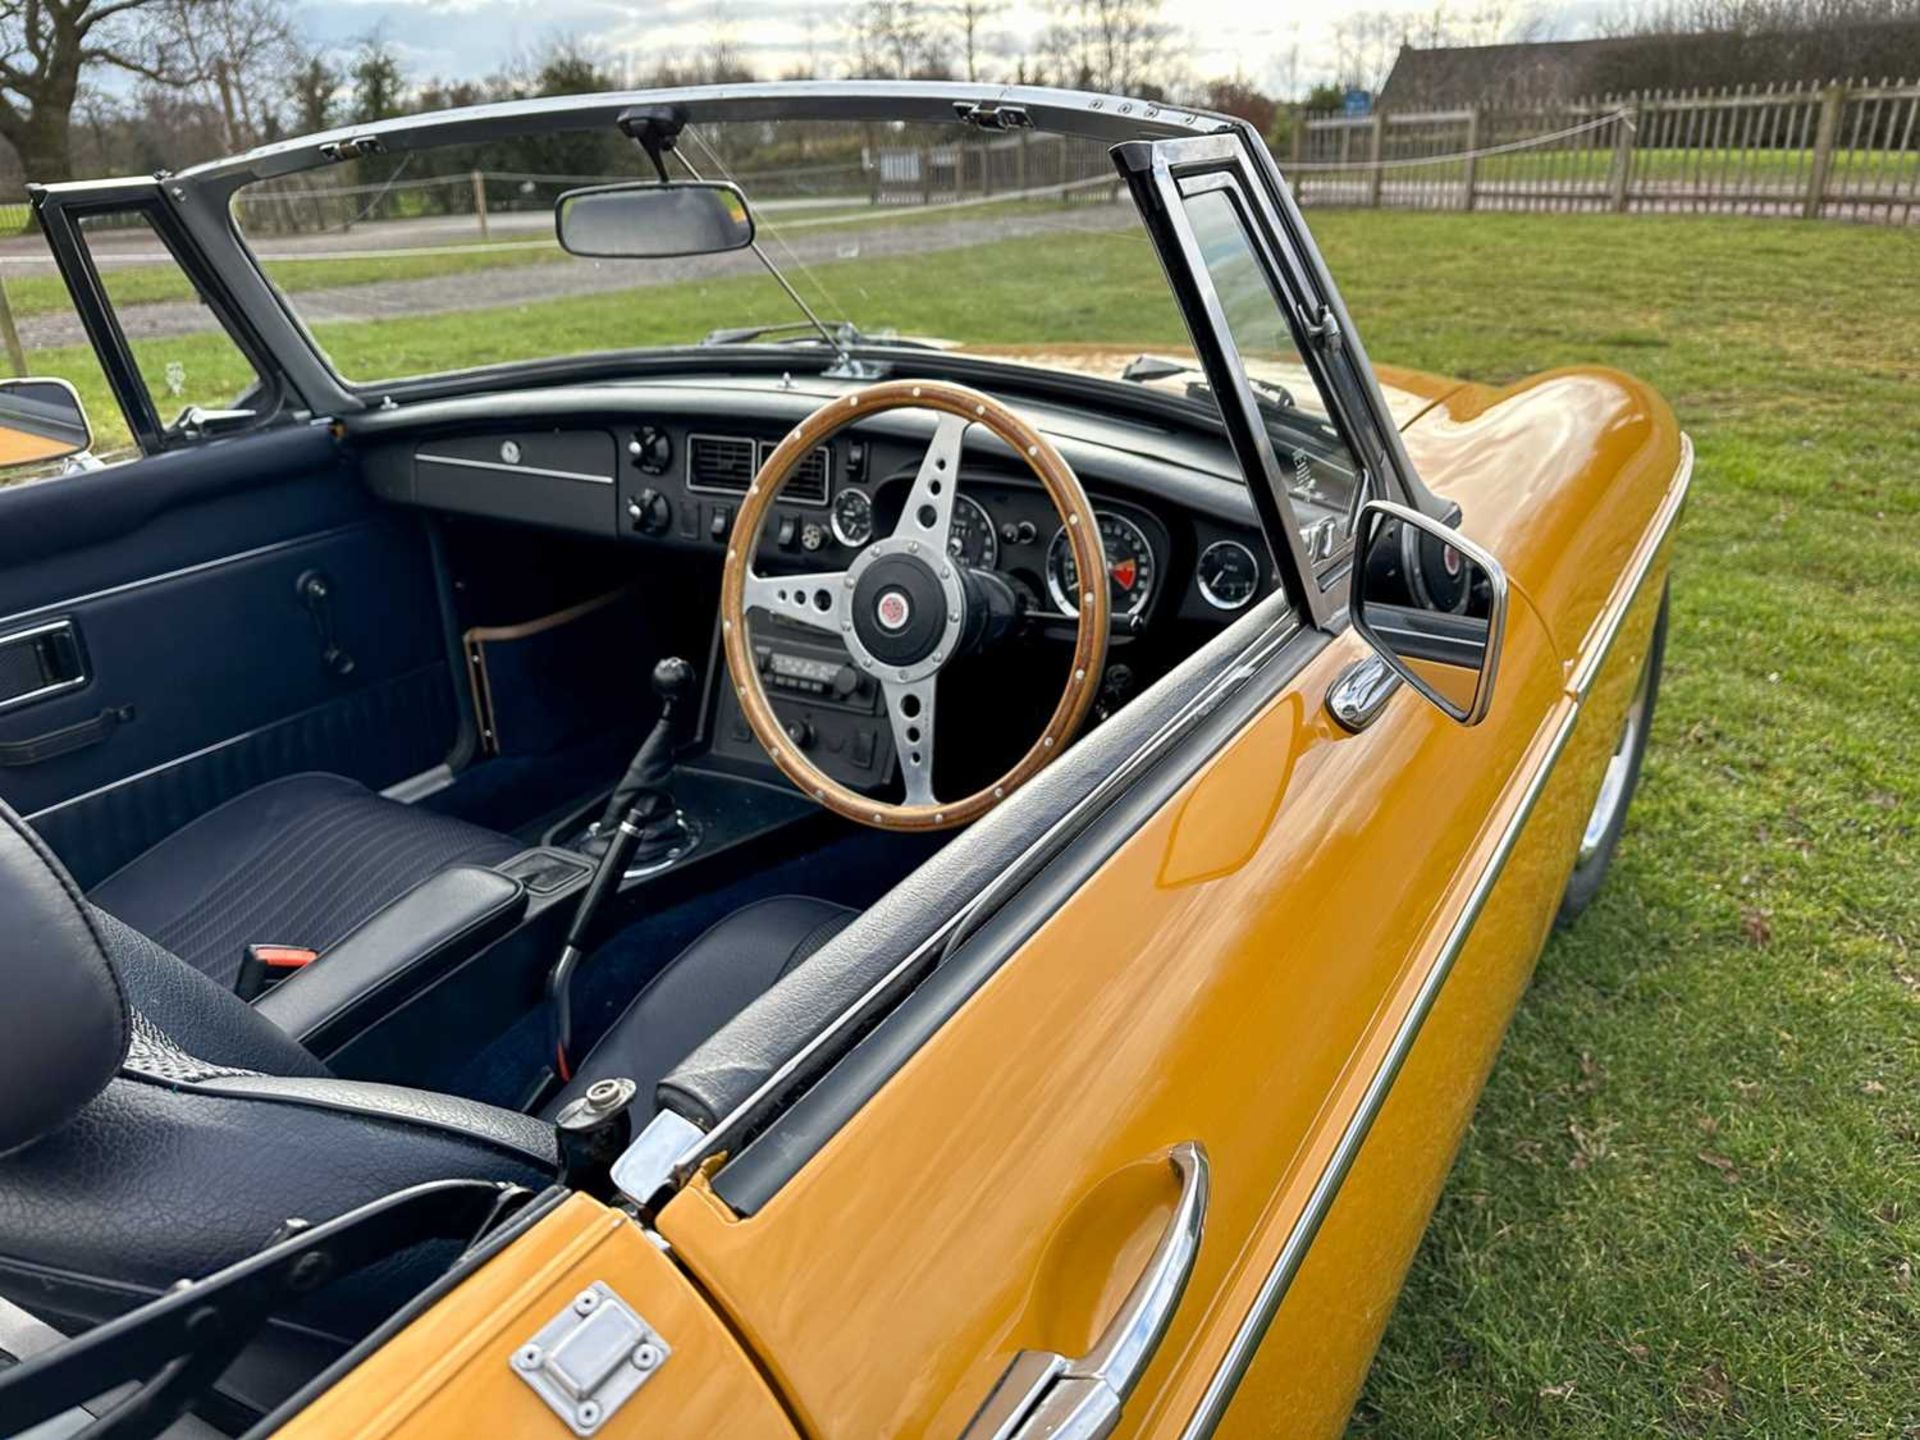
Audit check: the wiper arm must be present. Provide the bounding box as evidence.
[1121,353,1296,411]
[701,320,831,346]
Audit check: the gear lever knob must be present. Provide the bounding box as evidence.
[652,656,696,703]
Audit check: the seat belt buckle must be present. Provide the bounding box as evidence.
[235,944,318,1002]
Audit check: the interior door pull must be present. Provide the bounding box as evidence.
[0,705,134,768]
[963,1142,1209,1440]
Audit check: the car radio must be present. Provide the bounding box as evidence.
[707,621,897,792]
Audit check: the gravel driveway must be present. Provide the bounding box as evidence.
[13,206,1141,352]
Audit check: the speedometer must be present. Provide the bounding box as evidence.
[1047,511,1155,619]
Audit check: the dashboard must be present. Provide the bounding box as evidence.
[356,372,1357,794]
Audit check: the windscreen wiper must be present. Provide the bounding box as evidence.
[1121,353,1298,411]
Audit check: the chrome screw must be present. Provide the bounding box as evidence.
[514,1345,543,1371]
[577,1400,603,1429]
[632,1342,663,1371]
[574,1291,599,1316]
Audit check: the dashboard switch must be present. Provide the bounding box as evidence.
[710,506,733,541]
[777,514,800,549]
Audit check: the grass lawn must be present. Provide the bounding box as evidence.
[10,208,1917,1431]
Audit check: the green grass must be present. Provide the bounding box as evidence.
[12,209,1917,1431]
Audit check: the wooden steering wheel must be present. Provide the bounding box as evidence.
[720,380,1110,830]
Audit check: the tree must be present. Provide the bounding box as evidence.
[157,0,301,152]
[290,49,339,136]
[1040,0,1175,97]
[349,30,405,125]
[947,0,1006,81]
[0,0,181,182]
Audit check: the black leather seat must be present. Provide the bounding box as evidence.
[86,772,522,988]
[0,795,852,1369]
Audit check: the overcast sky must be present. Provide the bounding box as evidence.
[289,0,1593,99]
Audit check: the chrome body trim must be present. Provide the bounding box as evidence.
[0,523,371,634]
[416,452,614,486]
[1177,435,1692,1439]
[0,619,88,716]
[963,1142,1209,1440]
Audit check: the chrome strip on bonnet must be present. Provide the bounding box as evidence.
[1178,436,1693,1439]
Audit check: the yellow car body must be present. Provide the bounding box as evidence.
[280,363,1688,1439]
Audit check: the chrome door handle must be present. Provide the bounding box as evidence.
[963,1142,1209,1440]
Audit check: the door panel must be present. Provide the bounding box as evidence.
[651,587,1567,1438]
[0,428,459,885]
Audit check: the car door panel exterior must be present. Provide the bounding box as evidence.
[0,430,459,885]
[645,354,1685,1437]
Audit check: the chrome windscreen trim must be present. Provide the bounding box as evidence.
[1177,435,1692,1439]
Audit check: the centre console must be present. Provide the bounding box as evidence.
[705,616,899,794]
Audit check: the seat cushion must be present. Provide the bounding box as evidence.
[88,773,522,987]
[543,895,855,1120]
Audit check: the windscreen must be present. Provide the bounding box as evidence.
[228,119,1196,388]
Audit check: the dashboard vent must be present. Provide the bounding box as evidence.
[687,434,759,495]
[687,433,830,506]
[758,439,830,505]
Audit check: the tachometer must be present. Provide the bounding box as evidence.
[1047,511,1155,619]
[947,494,999,569]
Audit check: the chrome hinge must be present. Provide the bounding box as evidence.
[510,1283,671,1435]
[318,134,387,162]
[954,101,1034,132]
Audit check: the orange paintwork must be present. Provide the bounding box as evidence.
[650,363,1682,1438]
[274,1194,797,1440]
[292,362,1682,1439]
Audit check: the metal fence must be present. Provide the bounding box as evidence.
[1287,78,1920,223]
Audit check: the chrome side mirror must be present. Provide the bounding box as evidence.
[0,377,93,471]
[555,181,755,260]
[1350,500,1508,726]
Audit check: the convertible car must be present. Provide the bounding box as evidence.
[0,83,1687,1438]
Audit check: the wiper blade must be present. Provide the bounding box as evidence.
[1121,353,1297,411]
[698,320,871,349]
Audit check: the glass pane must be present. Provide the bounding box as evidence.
[1180,185,1364,551]
[228,121,1194,390]
[77,211,263,429]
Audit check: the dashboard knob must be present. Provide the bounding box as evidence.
[630,426,672,475]
[630,487,671,535]
[784,718,815,750]
[800,522,826,552]
[831,664,859,698]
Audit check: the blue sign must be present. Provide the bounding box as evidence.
[1343,88,1372,117]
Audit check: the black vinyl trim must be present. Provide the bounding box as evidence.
[714,620,1329,1214]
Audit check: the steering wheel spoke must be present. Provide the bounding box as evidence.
[881,675,938,808]
[742,567,850,637]
[893,412,969,559]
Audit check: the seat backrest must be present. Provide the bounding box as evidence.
[0,800,128,1155]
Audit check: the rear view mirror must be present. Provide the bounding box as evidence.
[1351,500,1508,725]
[0,377,92,470]
[555,181,755,260]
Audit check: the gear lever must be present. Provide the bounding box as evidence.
[583,656,696,859]
[546,657,697,1086]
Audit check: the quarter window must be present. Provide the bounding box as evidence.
[77,211,267,437]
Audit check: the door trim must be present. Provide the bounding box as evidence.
[1176,436,1692,1438]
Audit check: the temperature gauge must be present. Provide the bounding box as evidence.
[1196,539,1260,611]
[830,487,874,548]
